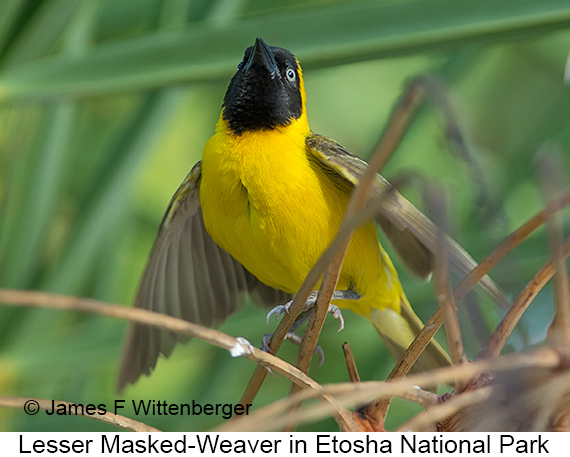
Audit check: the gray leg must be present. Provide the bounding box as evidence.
[266,289,361,331]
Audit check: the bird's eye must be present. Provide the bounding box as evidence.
[237,61,244,71]
[286,68,296,82]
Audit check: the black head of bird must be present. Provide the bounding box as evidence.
[222,37,303,134]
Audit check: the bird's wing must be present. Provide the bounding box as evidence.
[118,162,292,390]
[306,133,507,306]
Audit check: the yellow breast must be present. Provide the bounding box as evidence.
[199,116,401,318]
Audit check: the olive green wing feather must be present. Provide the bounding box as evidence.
[118,162,291,390]
[306,133,507,306]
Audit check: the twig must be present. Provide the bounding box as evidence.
[478,236,570,360]
[220,345,568,432]
[342,342,361,383]
[281,77,427,431]
[429,188,467,386]
[362,185,570,425]
[238,191,392,409]
[283,250,349,432]
[386,188,570,383]
[294,253,347,379]
[219,382,438,432]
[454,188,570,302]
[298,80,426,368]
[366,211,570,422]
[396,387,492,432]
[241,78,427,417]
[364,306,444,430]
[0,288,358,430]
[538,150,570,346]
[0,396,160,432]
[365,184,468,426]
[342,341,363,412]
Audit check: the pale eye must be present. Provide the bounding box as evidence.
[237,61,244,71]
[286,68,296,82]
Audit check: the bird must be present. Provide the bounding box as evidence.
[118,37,495,390]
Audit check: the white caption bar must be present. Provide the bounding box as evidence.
[3,432,560,456]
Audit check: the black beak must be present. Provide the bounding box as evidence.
[244,37,279,77]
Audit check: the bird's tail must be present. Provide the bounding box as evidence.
[370,292,451,374]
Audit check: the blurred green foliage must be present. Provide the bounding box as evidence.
[1,0,570,432]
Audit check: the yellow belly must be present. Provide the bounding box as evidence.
[199,123,401,319]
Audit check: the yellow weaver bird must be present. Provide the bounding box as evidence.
[119,38,462,389]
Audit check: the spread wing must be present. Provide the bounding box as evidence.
[118,162,292,390]
[306,133,507,306]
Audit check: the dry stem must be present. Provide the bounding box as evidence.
[221,345,568,431]
[0,288,357,430]
[0,396,160,432]
[479,236,570,360]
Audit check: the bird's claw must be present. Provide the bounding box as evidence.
[266,290,354,331]
[314,344,325,367]
[261,333,273,353]
[262,289,357,366]
[266,304,291,324]
[229,337,255,357]
[328,304,345,332]
[261,331,325,367]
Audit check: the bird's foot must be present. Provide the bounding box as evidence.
[229,337,255,357]
[262,332,325,367]
[266,289,361,331]
[262,290,361,369]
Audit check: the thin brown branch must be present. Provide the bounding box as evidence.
[281,79,427,431]
[386,188,570,384]
[284,249,349,432]
[363,181,470,428]
[0,289,292,379]
[342,341,363,412]
[219,381,438,432]
[241,79,427,413]
[538,151,570,346]
[478,236,570,360]
[454,188,570,302]
[342,342,361,383]
[352,346,563,398]
[396,387,492,432]
[361,79,427,209]
[238,195,389,409]
[238,191,394,419]
[299,79,427,371]
[366,305,445,429]
[0,288,360,430]
[438,253,466,371]
[429,188,467,388]
[0,396,160,432]
[392,312,445,381]
[239,184,570,419]
[295,251,348,377]
[221,345,568,432]
[546,216,570,347]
